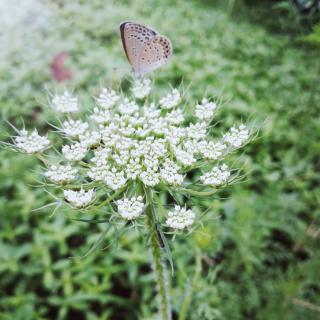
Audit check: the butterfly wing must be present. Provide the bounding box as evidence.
[136,36,172,74]
[120,21,158,72]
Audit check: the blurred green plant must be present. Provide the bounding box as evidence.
[302,23,320,44]
[1,0,320,319]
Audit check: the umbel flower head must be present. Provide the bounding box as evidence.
[8,77,251,230]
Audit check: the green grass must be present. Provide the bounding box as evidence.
[1,0,320,319]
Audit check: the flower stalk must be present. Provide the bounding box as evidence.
[145,187,172,320]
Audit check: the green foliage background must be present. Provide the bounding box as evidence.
[1,0,320,319]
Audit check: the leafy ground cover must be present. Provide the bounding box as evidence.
[0,0,319,319]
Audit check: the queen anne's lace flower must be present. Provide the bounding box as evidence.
[14,129,50,154]
[223,124,249,148]
[200,164,230,187]
[64,188,95,208]
[195,98,217,121]
[166,205,196,229]
[132,78,152,99]
[12,80,251,232]
[52,91,78,113]
[96,88,119,109]
[116,196,145,220]
[160,89,181,109]
[62,119,88,137]
[44,164,77,183]
[62,142,87,161]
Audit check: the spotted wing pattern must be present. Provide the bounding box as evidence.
[120,21,172,75]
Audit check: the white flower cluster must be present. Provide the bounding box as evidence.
[64,188,95,208]
[199,141,226,160]
[44,164,77,183]
[79,131,101,147]
[14,129,50,154]
[12,79,251,222]
[96,88,119,109]
[223,124,250,148]
[160,159,184,185]
[200,164,230,187]
[118,98,139,115]
[195,98,217,121]
[116,196,144,220]
[160,88,181,109]
[132,78,152,99]
[52,91,78,113]
[166,205,196,229]
[62,119,88,137]
[48,84,249,194]
[174,147,196,166]
[90,107,111,124]
[62,142,87,161]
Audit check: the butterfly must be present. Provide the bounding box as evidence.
[120,21,173,75]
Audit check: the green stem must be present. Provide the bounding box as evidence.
[178,248,202,320]
[176,187,217,197]
[145,187,172,320]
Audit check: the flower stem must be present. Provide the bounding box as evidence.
[178,247,202,320]
[145,187,172,320]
